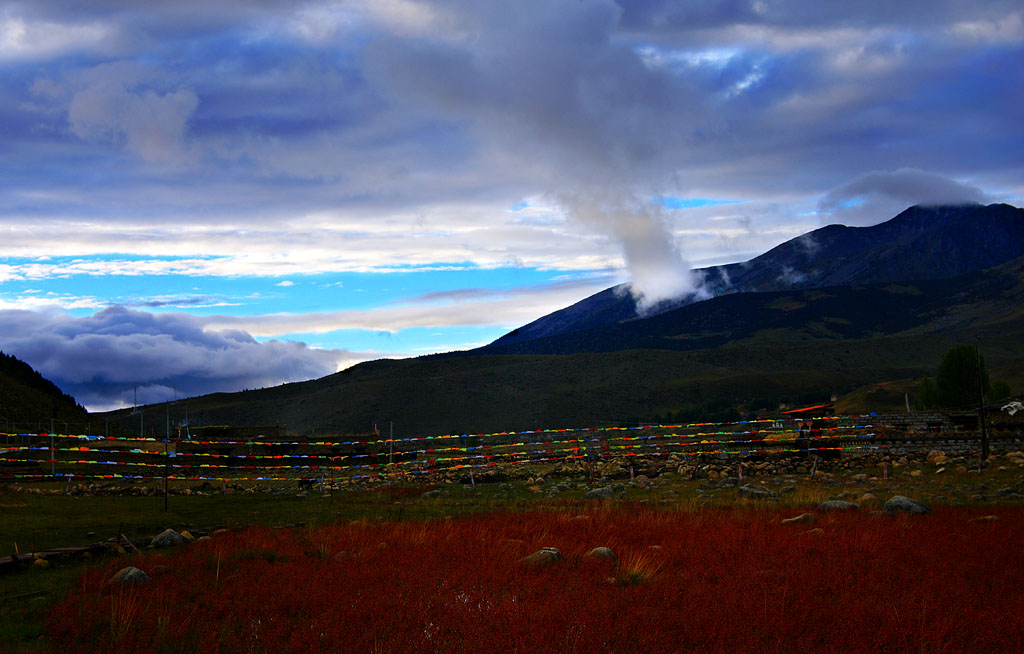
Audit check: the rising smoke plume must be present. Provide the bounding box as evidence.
[364,0,711,311]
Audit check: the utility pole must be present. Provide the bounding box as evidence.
[976,337,990,462]
[164,435,169,512]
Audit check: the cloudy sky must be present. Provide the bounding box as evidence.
[1,0,1022,411]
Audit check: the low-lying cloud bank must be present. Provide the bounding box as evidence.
[0,307,362,412]
[0,276,612,411]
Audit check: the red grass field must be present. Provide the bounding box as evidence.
[46,505,1024,653]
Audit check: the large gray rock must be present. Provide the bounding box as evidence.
[151,528,186,548]
[883,496,931,515]
[519,547,563,567]
[584,546,618,563]
[818,500,858,511]
[111,566,152,586]
[738,484,778,500]
[585,486,617,499]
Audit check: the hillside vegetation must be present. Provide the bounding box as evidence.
[0,351,88,429]
[96,205,1024,438]
[98,256,1024,436]
[493,203,1024,347]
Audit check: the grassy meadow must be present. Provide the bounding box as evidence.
[3,459,1024,653]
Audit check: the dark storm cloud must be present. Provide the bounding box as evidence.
[6,0,1021,221]
[365,1,712,186]
[0,306,350,410]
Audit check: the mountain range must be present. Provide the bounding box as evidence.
[490,203,1024,349]
[90,202,1023,436]
[4,203,1022,435]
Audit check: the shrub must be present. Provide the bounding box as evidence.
[46,506,1024,653]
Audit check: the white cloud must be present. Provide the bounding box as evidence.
[0,291,105,311]
[948,11,1024,43]
[199,278,613,336]
[818,168,989,226]
[0,12,113,60]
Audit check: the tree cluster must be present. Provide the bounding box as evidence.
[915,344,1011,410]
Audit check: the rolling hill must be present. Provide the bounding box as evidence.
[0,351,89,430]
[98,253,1024,437]
[94,203,1024,437]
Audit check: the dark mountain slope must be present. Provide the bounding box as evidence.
[0,351,88,427]
[100,256,1024,437]
[481,254,1024,356]
[714,203,1024,292]
[490,203,1024,348]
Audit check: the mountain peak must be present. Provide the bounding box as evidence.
[489,203,1024,349]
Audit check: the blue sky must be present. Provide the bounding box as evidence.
[1,0,1022,410]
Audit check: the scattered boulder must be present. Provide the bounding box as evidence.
[112,566,152,586]
[859,493,878,503]
[421,489,442,498]
[180,530,197,543]
[585,547,618,563]
[818,500,858,511]
[883,496,931,515]
[585,486,617,500]
[519,547,562,567]
[781,513,817,526]
[151,528,186,548]
[927,450,947,465]
[738,484,778,500]
[797,528,825,537]
[971,515,1000,523]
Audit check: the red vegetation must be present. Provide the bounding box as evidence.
[47,506,1024,653]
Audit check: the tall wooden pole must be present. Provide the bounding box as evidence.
[976,337,990,462]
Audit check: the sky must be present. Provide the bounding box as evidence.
[1,0,1022,411]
